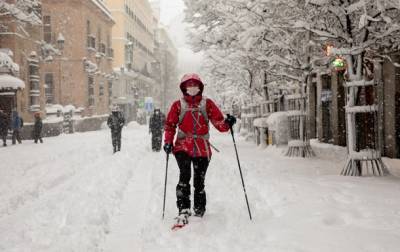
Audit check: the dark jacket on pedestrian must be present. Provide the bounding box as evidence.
[33,115,43,137]
[107,111,125,133]
[0,111,9,132]
[149,109,165,134]
[11,111,23,130]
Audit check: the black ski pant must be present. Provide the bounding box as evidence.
[33,132,43,143]
[111,130,121,152]
[1,129,7,146]
[151,130,162,151]
[175,151,209,213]
[12,129,22,144]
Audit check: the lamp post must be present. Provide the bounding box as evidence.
[56,33,65,105]
[57,33,65,50]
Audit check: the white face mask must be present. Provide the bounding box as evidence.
[186,86,200,96]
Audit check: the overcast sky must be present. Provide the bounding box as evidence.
[159,0,185,24]
[157,0,203,77]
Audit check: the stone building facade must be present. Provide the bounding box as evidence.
[0,11,44,122]
[153,27,178,112]
[41,0,115,117]
[307,71,347,147]
[381,55,400,158]
[105,0,166,120]
[105,0,158,121]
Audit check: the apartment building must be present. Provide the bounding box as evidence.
[40,0,115,117]
[0,2,43,122]
[105,0,158,120]
[153,27,178,112]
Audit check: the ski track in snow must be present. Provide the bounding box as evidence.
[1,124,400,251]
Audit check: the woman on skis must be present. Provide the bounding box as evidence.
[163,73,236,226]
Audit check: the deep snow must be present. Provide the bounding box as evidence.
[1,123,400,251]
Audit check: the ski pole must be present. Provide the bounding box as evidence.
[209,142,220,153]
[230,127,252,220]
[162,153,169,219]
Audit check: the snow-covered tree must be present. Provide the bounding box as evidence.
[183,0,316,156]
[296,0,400,175]
[183,0,314,106]
[0,0,42,36]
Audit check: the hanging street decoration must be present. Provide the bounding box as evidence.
[331,57,347,72]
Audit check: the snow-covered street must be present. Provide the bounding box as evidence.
[1,124,400,251]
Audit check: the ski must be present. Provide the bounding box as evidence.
[171,210,190,231]
[171,223,187,231]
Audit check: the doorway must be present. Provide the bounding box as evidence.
[0,94,15,119]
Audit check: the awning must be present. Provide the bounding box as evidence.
[0,74,25,90]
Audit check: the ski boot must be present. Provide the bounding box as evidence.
[193,208,205,218]
[172,209,191,230]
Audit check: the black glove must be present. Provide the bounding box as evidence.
[225,114,237,128]
[163,143,173,154]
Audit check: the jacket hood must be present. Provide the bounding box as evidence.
[179,73,204,95]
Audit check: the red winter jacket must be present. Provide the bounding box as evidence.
[164,94,230,158]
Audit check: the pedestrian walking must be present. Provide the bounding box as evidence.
[0,109,9,147]
[149,108,165,151]
[11,111,23,145]
[107,106,125,153]
[163,73,236,228]
[33,112,43,144]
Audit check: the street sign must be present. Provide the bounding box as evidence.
[144,97,153,112]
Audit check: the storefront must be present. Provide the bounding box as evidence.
[0,74,25,118]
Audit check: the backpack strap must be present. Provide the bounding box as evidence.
[178,97,209,125]
[199,97,208,124]
[178,98,187,125]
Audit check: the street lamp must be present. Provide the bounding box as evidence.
[57,33,65,50]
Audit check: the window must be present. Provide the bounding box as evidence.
[106,34,112,58]
[45,73,54,104]
[43,15,52,43]
[97,27,102,51]
[86,20,96,49]
[86,20,91,36]
[88,76,95,106]
[98,43,105,54]
[99,81,104,96]
[107,34,111,48]
[108,80,113,105]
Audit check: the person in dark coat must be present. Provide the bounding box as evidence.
[149,108,165,151]
[0,109,9,147]
[33,112,43,144]
[11,111,23,145]
[107,106,125,153]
